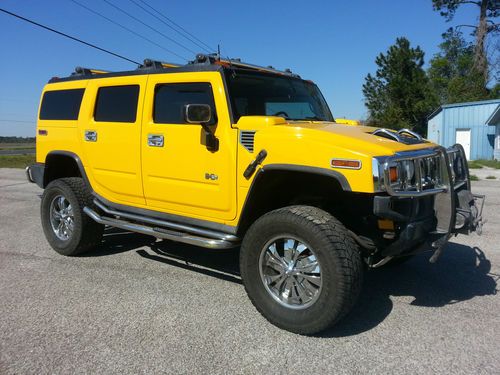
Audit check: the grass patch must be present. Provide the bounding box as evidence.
[0,154,36,168]
[467,161,483,169]
[0,143,35,150]
[486,175,497,179]
[0,146,35,151]
[468,159,500,169]
[470,174,480,181]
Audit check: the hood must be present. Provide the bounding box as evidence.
[235,116,434,156]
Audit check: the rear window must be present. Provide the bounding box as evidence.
[154,83,216,125]
[39,89,85,120]
[94,85,140,123]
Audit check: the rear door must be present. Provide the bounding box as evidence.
[81,76,148,205]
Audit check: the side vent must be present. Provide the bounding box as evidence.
[240,131,256,153]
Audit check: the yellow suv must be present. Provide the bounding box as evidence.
[27,54,484,334]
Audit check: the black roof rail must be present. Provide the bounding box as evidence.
[49,54,301,83]
[71,66,110,77]
[188,53,300,78]
[138,58,181,70]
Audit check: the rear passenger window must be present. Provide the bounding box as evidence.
[39,89,85,120]
[94,85,139,123]
[154,83,216,125]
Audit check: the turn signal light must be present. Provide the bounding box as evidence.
[389,166,398,182]
[330,159,361,169]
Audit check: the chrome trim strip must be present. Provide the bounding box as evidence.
[373,129,402,142]
[84,207,239,249]
[93,199,239,242]
[397,128,423,140]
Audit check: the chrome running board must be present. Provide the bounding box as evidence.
[83,206,240,250]
[92,199,238,242]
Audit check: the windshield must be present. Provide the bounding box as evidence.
[225,70,334,123]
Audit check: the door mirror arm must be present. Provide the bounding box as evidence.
[185,104,219,152]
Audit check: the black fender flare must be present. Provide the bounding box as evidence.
[236,163,352,232]
[43,150,91,188]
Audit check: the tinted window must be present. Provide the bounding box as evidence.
[94,85,139,123]
[39,89,84,120]
[154,83,216,125]
[226,71,333,122]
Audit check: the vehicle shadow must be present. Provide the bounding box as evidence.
[79,227,157,257]
[321,242,498,338]
[136,240,242,284]
[83,230,498,337]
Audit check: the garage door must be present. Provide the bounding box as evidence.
[456,129,471,160]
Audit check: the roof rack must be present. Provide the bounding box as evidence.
[189,53,300,78]
[54,54,300,83]
[139,59,181,70]
[72,66,110,77]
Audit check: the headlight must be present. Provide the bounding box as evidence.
[373,148,454,197]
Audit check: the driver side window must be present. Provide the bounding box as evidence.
[153,83,217,125]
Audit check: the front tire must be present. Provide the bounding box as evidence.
[240,206,363,335]
[41,178,104,256]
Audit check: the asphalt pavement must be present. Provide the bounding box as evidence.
[0,168,499,374]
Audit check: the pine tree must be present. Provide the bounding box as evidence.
[362,38,438,135]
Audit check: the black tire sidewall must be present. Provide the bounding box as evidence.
[240,208,352,333]
[41,180,84,255]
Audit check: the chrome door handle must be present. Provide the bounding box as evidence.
[85,130,97,142]
[148,134,164,147]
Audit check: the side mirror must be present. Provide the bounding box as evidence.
[184,104,219,152]
[185,104,211,124]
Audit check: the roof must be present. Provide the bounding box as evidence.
[486,104,500,125]
[428,98,500,120]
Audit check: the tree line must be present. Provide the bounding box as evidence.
[363,0,499,135]
[0,136,36,143]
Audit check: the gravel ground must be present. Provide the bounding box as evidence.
[0,168,499,374]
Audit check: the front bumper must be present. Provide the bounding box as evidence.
[373,143,485,258]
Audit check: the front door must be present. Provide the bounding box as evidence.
[141,73,237,221]
[456,129,471,160]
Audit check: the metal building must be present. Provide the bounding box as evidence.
[427,99,500,160]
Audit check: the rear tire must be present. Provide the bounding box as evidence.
[41,178,103,256]
[240,206,363,335]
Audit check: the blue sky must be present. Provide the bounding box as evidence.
[0,0,480,136]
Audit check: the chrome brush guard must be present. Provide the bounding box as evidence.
[373,143,485,261]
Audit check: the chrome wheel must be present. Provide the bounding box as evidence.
[49,195,74,241]
[259,236,322,309]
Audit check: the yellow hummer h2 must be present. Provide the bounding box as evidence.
[27,54,484,334]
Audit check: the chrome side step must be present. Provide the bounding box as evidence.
[83,207,240,250]
[93,199,238,242]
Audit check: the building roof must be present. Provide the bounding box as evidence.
[486,104,500,125]
[428,98,500,120]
